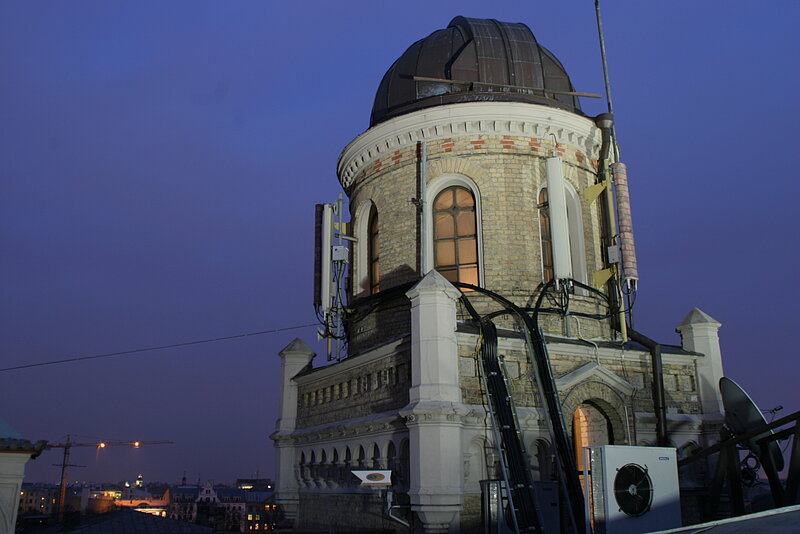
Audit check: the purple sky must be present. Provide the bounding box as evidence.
[2,1,798,485]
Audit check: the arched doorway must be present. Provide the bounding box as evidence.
[573,402,614,475]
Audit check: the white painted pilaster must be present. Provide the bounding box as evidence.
[402,271,466,533]
[405,270,462,404]
[272,338,315,526]
[676,308,724,415]
[0,452,32,534]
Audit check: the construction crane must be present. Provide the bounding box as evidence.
[46,435,173,521]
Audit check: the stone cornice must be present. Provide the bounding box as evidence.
[399,401,471,426]
[455,331,702,365]
[290,410,405,446]
[293,337,409,387]
[337,102,601,190]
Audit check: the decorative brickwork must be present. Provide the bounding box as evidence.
[345,104,612,350]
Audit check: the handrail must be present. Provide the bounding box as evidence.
[678,410,800,467]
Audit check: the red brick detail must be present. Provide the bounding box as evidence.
[575,152,585,164]
[391,150,402,163]
[373,159,382,172]
[442,138,455,153]
[470,137,485,149]
[501,136,515,150]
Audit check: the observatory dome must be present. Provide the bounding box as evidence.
[371,16,582,127]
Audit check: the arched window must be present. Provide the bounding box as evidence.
[371,443,381,469]
[532,439,553,481]
[433,186,478,286]
[537,185,587,285]
[538,188,554,283]
[368,207,380,294]
[386,442,397,476]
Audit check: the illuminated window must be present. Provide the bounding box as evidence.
[368,207,380,294]
[433,186,478,286]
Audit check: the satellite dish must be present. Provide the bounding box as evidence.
[719,377,784,471]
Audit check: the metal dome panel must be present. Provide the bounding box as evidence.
[370,17,582,126]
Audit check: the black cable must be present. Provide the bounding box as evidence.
[0,323,319,372]
[455,281,584,533]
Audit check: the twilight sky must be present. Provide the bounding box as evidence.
[2,1,798,485]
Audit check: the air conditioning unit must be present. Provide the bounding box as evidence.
[584,445,681,534]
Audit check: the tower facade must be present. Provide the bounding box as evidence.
[272,17,723,533]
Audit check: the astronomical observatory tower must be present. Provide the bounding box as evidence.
[272,16,724,533]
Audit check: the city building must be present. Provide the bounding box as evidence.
[114,491,169,518]
[168,485,200,524]
[166,482,274,532]
[18,483,59,518]
[272,16,725,533]
[243,492,277,532]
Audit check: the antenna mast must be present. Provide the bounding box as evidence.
[595,0,618,154]
[594,0,639,338]
[315,193,352,361]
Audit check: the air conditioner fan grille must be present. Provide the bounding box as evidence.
[613,463,653,517]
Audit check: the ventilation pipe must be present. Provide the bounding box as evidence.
[545,155,573,284]
[628,327,668,447]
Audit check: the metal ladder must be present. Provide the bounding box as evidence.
[478,320,543,533]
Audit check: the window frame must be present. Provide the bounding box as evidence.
[424,174,484,287]
[367,205,380,294]
[355,200,379,297]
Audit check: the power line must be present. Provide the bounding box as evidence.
[0,323,319,372]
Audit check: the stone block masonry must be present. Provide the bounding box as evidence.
[296,349,411,429]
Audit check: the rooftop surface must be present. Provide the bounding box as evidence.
[651,504,800,534]
[36,509,213,534]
